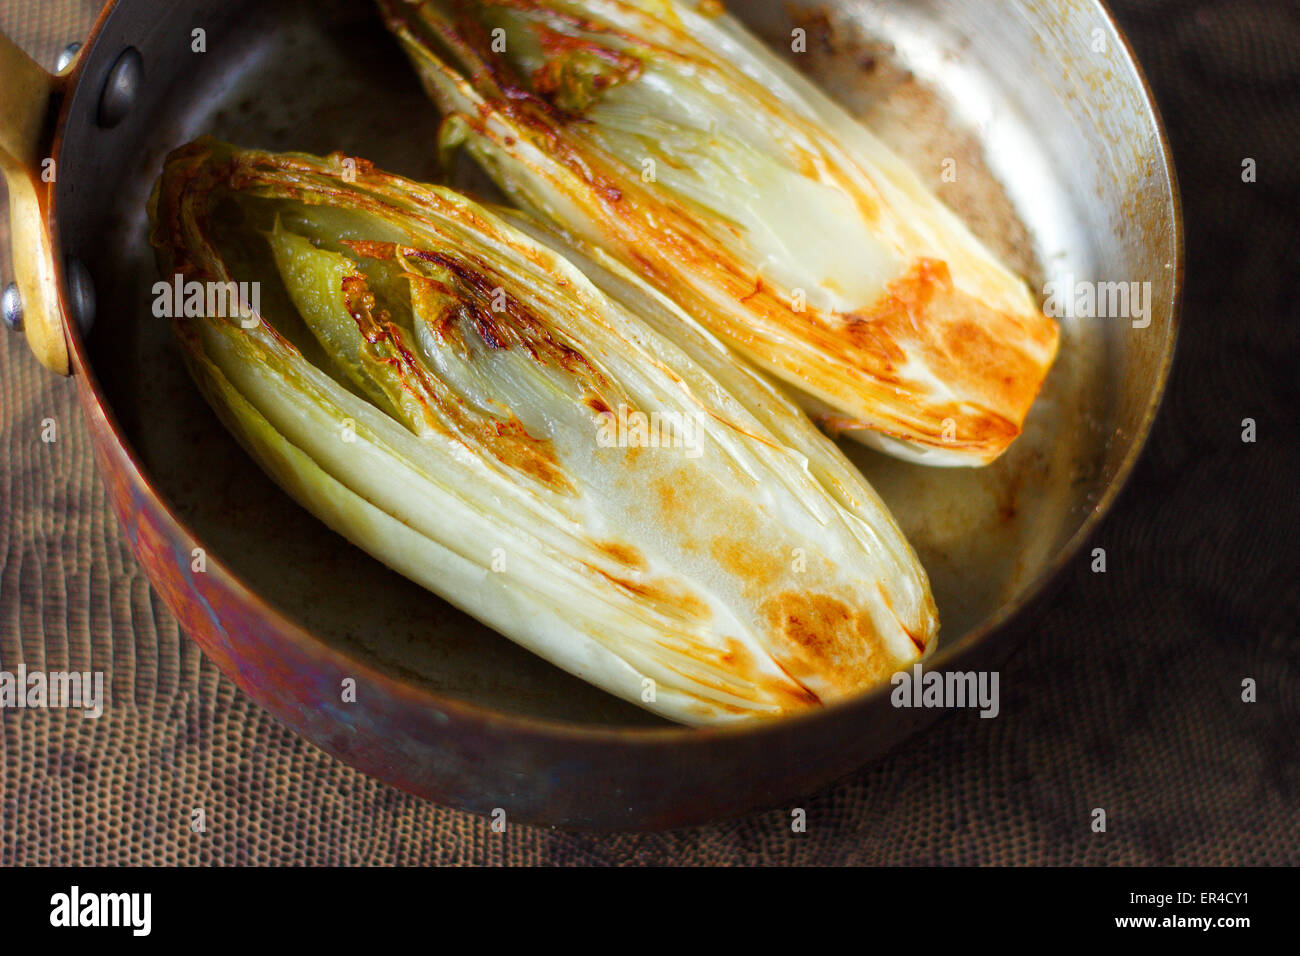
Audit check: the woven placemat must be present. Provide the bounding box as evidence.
[1,0,1297,865]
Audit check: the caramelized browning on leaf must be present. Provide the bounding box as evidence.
[760,590,903,694]
[346,266,576,493]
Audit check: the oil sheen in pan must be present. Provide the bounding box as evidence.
[89,0,1107,726]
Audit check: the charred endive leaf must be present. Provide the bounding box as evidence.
[377,0,1061,466]
[148,138,937,724]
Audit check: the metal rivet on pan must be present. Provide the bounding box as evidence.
[55,42,82,74]
[64,258,96,336]
[97,47,142,128]
[2,282,22,332]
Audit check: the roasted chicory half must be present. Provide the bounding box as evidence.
[148,139,937,724]
[377,0,1060,466]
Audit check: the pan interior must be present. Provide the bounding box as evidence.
[68,0,1171,727]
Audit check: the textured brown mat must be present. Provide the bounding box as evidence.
[1,0,1297,865]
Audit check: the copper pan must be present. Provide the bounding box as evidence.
[0,0,1181,829]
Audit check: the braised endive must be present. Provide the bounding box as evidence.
[148,139,936,724]
[377,0,1060,466]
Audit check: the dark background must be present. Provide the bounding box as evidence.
[0,0,1296,863]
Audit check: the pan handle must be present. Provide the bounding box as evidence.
[0,32,70,375]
